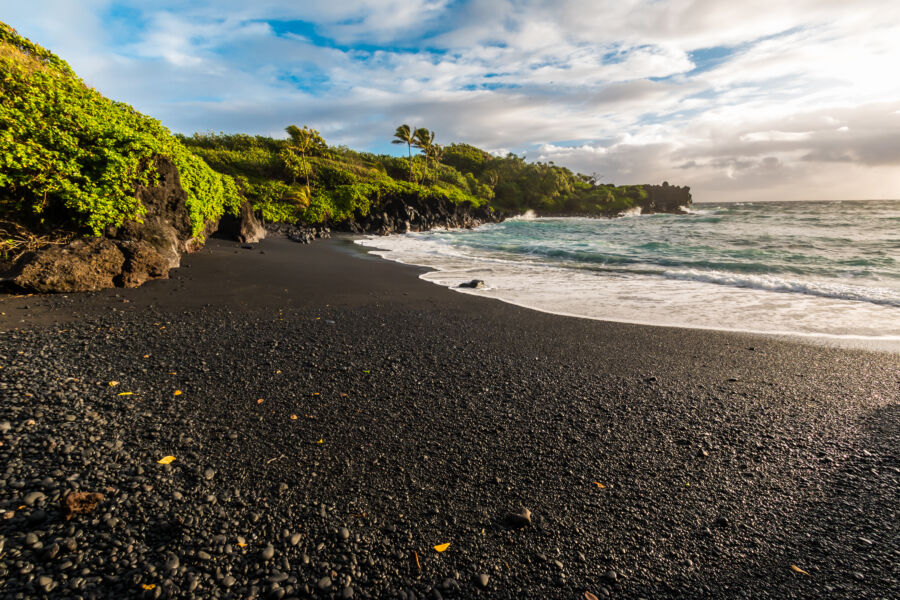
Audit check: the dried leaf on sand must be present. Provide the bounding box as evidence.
[62,491,104,520]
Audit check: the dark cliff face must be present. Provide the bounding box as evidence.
[638,182,692,214]
[338,193,502,235]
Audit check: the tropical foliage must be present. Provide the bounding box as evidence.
[181,131,493,225]
[0,21,241,238]
[180,128,649,226]
[1,19,656,244]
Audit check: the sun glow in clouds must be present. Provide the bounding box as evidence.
[6,0,900,201]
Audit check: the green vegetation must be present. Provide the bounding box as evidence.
[440,143,646,213]
[179,130,493,226]
[180,132,647,227]
[1,19,652,253]
[0,21,241,240]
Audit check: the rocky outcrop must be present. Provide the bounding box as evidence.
[341,195,501,235]
[14,239,125,293]
[113,156,196,267]
[265,223,331,245]
[12,237,175,292]
[7,156,245,293]
[115,239,171,288]
[637,182,692,214]
[217,201,266,244]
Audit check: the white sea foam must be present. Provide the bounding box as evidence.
[355,232,900,351]
[663,269,900,307]
[619,206,642,217]
[509,209,537,220]
[681,206,717,215]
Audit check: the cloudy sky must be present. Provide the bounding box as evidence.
[5,0,900,201]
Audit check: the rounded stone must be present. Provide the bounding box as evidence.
[260,544,275,561]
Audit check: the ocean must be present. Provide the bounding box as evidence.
[356,199,900,350]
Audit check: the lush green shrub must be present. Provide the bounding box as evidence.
[301,191,334,224]
[188,145,282,179]
[0,22,241,237]
[244,180,309,223]
[312,162,358,188]
[441,143,492,177]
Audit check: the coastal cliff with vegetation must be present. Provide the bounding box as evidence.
[0,22,690,293]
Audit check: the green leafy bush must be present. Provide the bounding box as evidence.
[0,22,241,237]
[245,180,307,223]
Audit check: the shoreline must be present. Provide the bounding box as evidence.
[1,235,897,599]
[7,233,899,353]
[352,234,900,355]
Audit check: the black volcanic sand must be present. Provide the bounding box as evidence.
[1,236,897,600]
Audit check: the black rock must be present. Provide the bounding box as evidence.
[459,280,486,289]
[23,491,46,506]
[503,508,532,528]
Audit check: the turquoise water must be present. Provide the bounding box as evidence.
[358,200,900,347]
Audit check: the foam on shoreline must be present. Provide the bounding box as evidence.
[356,231,900,353]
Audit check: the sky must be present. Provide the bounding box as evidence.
[4,0,900,202]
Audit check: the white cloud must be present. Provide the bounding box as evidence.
[4,0,900,201]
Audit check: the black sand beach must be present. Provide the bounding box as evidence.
[1,235,897,599]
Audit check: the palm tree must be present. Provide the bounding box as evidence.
[413,128,435,182]
[391,124,416,181]
[283,125,325,189]
[431,143,444,167]
[484,169,499,190]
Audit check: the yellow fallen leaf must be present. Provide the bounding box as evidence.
[316,439,324,444]
[291,414,298,420]
[169,371,177,375]
[157,456,176,464]
[593,482,606,489]
[584,593,599,600]
[143,354,150,358]
[414,551,421,572]
[313,392,320,396]
[117,392,133,396]
[173,390,182,396]
[276,370,282,374]
[108,381,119,387]
[237,542,247,548]
[791,565,810,576]
[142,584,156,590]
[257,398,265,404]
[434,543,450,552]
